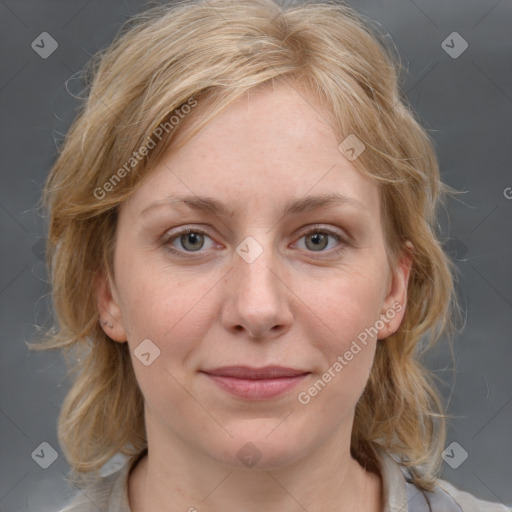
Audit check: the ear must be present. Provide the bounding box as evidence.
[95,268,128,343]
[377,241,414,340]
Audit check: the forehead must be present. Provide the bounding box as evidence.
[172,80,338,158]
[122,81,380,221]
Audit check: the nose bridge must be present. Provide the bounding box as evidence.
[235,231,283,304]
[224,230,292,338]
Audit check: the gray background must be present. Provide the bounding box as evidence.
[1,0,511,510]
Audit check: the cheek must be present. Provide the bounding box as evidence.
[118,272,215,412]
[117,256,222,390]
[116,238,212,334]
[299,262,386,345]
[293,264,386,403]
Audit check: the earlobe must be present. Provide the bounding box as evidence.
[377,241,414,340]
[94,269,128,343]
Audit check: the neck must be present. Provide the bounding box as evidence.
[128,426,382,512]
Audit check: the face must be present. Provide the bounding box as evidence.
[97,81,412,470]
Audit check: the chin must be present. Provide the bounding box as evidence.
[204,431,309,471]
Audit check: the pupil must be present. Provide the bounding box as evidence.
[309,233,327,251]
[183,232,202,250]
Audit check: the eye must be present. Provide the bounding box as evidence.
[294,225,347,257]
[163,225,348,258]
[164,227,216,255]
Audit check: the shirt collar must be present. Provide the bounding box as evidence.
[373,443,409,512]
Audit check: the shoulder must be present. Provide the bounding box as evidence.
[57,455,133,512]
[373,444,510,512]
[431,478,510,512]
[405,475,511,512]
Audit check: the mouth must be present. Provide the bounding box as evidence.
[200,366,310,400]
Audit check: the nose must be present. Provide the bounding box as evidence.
[221,237,293,341]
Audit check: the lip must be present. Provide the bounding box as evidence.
[202,365,308,379]
[200,366,310,400]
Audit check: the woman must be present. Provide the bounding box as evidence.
[31,0,510,510]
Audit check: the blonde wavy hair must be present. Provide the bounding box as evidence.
[30,0,461,492]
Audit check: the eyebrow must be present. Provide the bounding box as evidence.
[140,192,367,218]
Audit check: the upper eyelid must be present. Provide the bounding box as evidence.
[165,224,346,238]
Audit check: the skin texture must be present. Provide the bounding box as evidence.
[96,80,412,512]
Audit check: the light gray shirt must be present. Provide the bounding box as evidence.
[58,445,511,512]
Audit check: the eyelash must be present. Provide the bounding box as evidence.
[163,225,349,259]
